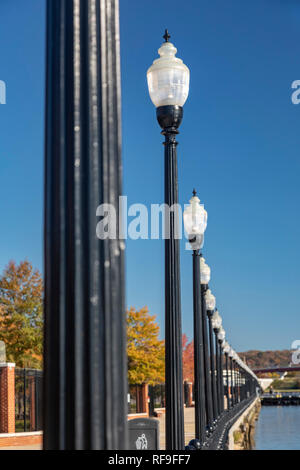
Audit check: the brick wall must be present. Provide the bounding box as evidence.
[0,364,15,433]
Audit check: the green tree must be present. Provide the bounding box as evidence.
[127,306,165,385]
[0,260,43,368]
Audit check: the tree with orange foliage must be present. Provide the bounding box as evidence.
[182,334,194,382]
[127,307,165,385]
[0,260,43,368]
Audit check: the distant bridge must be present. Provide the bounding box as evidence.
[253,366,300,374]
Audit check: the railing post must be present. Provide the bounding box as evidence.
[44,0,127,449]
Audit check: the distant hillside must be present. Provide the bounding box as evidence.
[238,350,292,370]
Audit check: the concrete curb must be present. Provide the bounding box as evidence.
[228,398,260,450]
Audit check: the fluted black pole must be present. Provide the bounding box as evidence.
[225,352,230,410]
[237,364,241,403]
[233,360,236,404]
[214,329,220,417]
[157,105,184,450]
[243,369,246,399]
[240,367,243,400]
[200,283,214,431]
[44,0,127,450]
[242,369,245,401]
[230,357,234,408]
[234,360,238,405]
[218,340,224,413]
[207,311,218,421]
[192,251,206,445]
[240,368,243,401]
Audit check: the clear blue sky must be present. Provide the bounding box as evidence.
[0,0,299,351]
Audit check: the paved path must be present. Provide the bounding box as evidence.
[0,444,42,450]
[158,407,195,450]
[0,409,196,450]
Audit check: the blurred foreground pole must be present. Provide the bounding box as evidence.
[44,0,127,449]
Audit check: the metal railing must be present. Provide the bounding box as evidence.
[183,325,261,450]
[15,368,43,433]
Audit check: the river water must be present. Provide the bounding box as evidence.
[254,406,300,450]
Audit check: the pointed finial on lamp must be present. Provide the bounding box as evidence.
[163,29,171,42]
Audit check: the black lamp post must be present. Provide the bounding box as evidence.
[212,310,222,419]
[220,342,225,413]
[205,291,218,423]
[223,342,231,411]
[217,328,225,415]
[229,351,235,408]
[225,350,230,410]
[183,191,208,445]
[242,368,247,401]
[147,31,190,450]
[216,337,223,416]
[44,0,127,449]
[192,249,206,445]
[240,368,244,401]
[199,259,214,432]
[236,362,240,403]
[207,311,218,422]
[233,359,238,405]
[232,359,236,405]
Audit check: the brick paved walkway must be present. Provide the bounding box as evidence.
[158,407,195,450]
[0,408,196,450]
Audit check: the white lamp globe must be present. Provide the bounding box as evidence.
[205,289,216,311]
[183,191,207,245]
[223,341,230,354]
[212,309,222,330]
[218,327,225,342]
[147,31,190,108]
[200,257,211,285]
[228,348,234,358]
